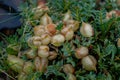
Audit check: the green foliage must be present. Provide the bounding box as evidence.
[45,65,65,79]
[0,0,120,80]
[56,22,63,31]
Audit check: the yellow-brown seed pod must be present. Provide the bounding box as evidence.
[27,36,41,48]
[25,49,37,59]
[23,61,35,74]
[80,22,94,37]
[33,1,49,19]
[67,20,79,31]
[68,73,76,80]
[117,0,120,6]
[48,51,58,60]
[34,57,48,73]
[75,46,89,59]
[45,23,57,36]
[34,25,46,36]
[61,27,74,41]
[117,38,120,47]
[7,55,24,73]
[39,58,48,73]
[106,10,120,20]
[51,34,65,47]
[41,34,51,45]
[38,45,49,58]
[40,13,52,26]
[63,10,72,22]
[34,57,41,71]
[81,55,97,71]
[63,64,75,74]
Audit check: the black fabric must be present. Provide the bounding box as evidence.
[0,0,23,30]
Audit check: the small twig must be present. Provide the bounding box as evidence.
[0,69,16,80]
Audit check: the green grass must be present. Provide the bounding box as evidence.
[0,0,120,80]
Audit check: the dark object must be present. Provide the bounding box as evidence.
[0,0,23,30]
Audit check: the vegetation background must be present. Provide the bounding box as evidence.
[0,0,120,80]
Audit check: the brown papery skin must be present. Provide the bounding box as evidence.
[38,0,47,6]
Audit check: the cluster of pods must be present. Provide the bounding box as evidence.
[7,3,99,80]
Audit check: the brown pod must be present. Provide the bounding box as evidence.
[38,45,49,58]
[33,0,49,19]
[37,0,48,11]
[25,49,37,59]
[81,55,97,71]
[51,34,65,47]
[117,0,120,6]
[117,38,120,47]
[34,57,41,71]
[27,36,41,48]
[80,22,94,37]
[45,24,57,36]
[39,58,48,72]
[41,34,51,45]
[34,25,45,36]
[38,0,47,6]
[61,27,74,41]
[106,10,120,20]
[63,64,75,74]
[63,10,72,22]
[48,51,58,60]
[75,46,89,59]
[7,54,24,73]
[34,57,48,73]
[66,20,79,32]
[23,61,35,74]
[40,13,52,26]
[68,73,76,80]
